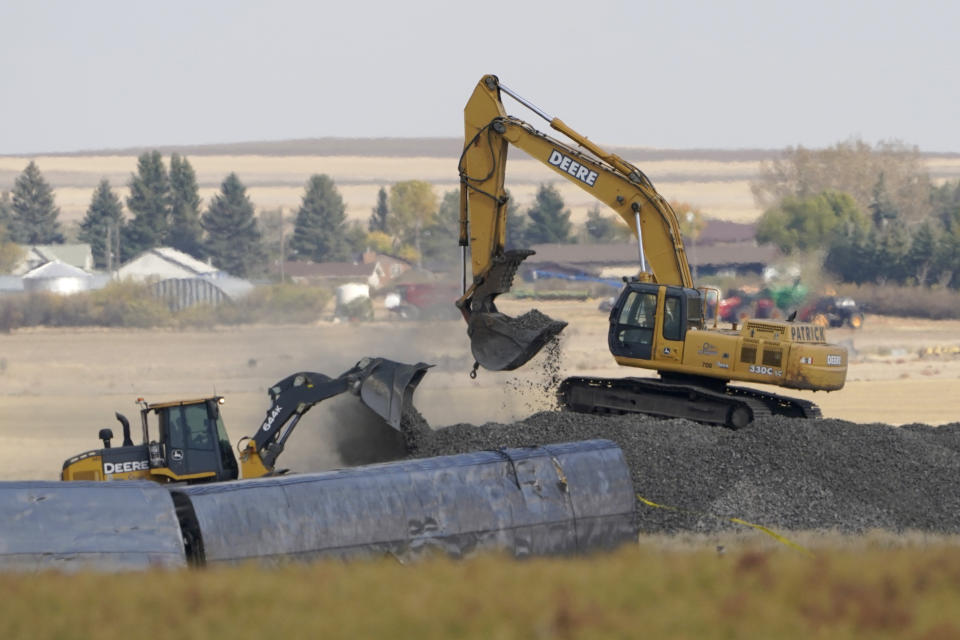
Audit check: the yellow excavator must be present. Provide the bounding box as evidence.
[62,358,430,482]
[456,75,846,427]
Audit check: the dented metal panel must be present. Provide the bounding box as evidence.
[0,481,186,571]
[178,439,635,565]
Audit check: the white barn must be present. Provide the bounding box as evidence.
[117,247,220,281]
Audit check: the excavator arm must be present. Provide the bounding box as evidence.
[239,357,431,477]
[458,74,693,372]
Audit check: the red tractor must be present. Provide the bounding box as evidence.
[718,289,779,323]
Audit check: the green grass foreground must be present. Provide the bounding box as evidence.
[4,539,960,640]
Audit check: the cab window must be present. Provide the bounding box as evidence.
[614,291,657,349]
[618,291,657,329]
[663,295,682,341]
[163,405,214,451]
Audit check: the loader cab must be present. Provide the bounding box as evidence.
[145,398,239,482]
[608,282,704,361]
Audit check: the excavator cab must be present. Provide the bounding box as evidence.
[608,282,705,364]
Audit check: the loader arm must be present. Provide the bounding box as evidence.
[458,74,693,372]
[239,357,431,478]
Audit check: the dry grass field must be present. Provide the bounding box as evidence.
[6,542,960,639]
[0,152,765,225]
[4,145,960,229]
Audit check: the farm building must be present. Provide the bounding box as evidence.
[526,220,778,280]
[152,276,254,311]
[13,244,94,275]
[282,260,387,289]
[117,247,220,281]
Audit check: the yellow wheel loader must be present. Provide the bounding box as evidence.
[456,75,846,427]
[62,357,430,482]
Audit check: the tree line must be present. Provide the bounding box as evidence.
[752,139,960,288]
[0,154,654,279]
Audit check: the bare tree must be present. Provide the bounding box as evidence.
[751,138,932,224]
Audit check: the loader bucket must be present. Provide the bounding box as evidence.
[468,310,567,371]
[355,358,432,430]
[464,248,568,372]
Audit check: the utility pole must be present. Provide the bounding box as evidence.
[105,222,113,273]
[279,207,286,283]
[686,211,698,281]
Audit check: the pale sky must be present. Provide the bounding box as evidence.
[1,0,957,154]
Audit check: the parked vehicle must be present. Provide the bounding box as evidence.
[799,296,864,329]
[717,288,779,323]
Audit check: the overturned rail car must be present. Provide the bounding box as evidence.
[177,439,636,565]
[0,481,186,571]
[1,440,636,570]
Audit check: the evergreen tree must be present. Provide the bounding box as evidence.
[123,150,170,259]
[502,189,526,250]
[873,222,911,284]
[201,173,265,277]
[906,221,939,285]
[525,184,572,244]
[935,227,960,289]
[290,174,350,262]
[167,154,204,257]
[0,190,11,228]
[824,225,874,285]
[868,173,899,229]
[368,186,389,233]
[78,179,124,269]
[582,205,630,243]
[9,161,64,244]
[931,179,960,232]
[0,192,24,273]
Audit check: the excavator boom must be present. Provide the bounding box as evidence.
[459,75,693,371]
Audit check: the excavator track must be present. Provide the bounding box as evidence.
[558,375,819,429]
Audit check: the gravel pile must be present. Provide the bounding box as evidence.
[402,409,960,533]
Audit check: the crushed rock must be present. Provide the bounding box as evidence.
[401,408,960,534]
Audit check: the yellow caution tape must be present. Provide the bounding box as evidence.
[637,495,813,556]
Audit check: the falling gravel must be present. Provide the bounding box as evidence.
[401,408,960,534]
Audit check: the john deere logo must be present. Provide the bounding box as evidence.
[548,150,599,187]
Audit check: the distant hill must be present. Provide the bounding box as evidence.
[14,136,960,162]
[24,137,794,162]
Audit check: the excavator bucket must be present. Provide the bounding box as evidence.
[465,250,568,371]
[468,310,567,371]
[354,358,432,430]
